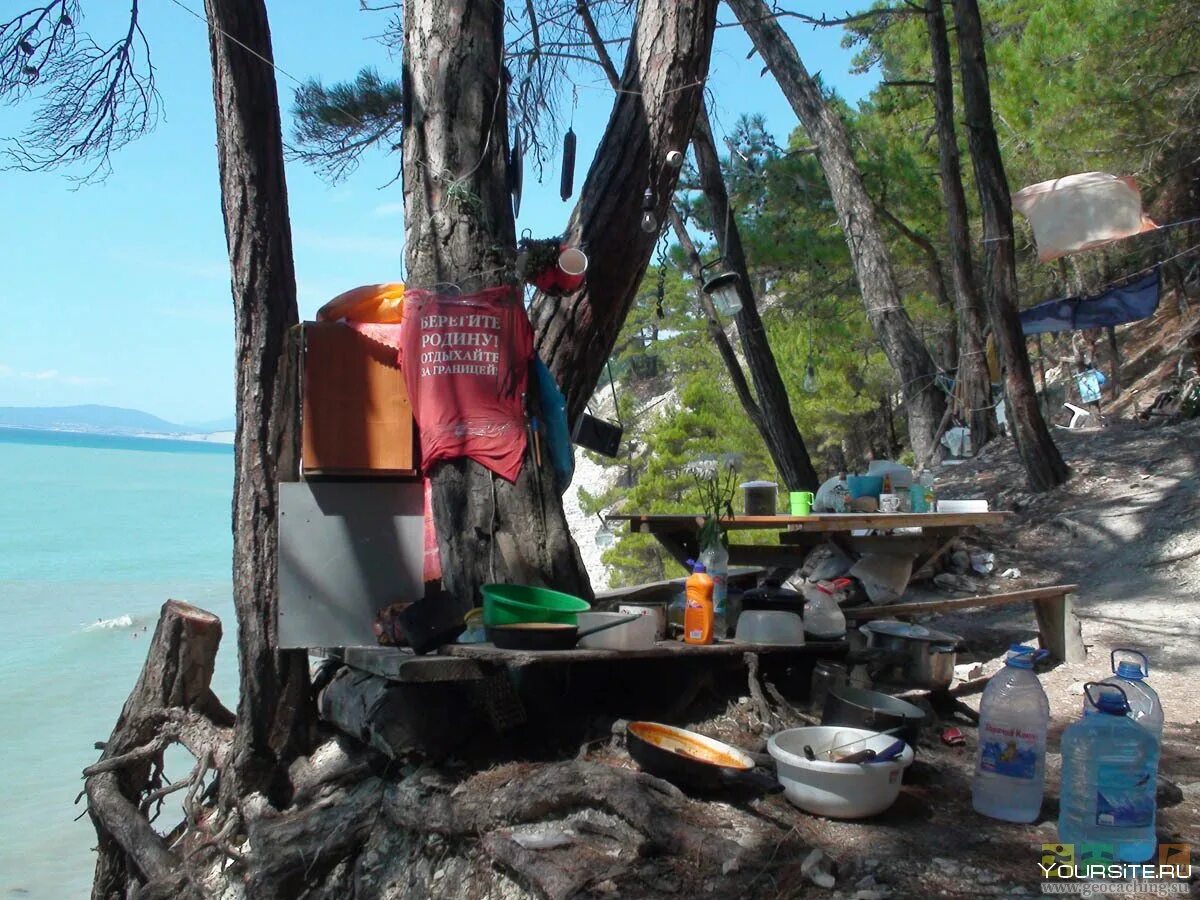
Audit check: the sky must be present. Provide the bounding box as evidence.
[0,1,880,427]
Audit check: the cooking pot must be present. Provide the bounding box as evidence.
[821,685,926,747]
[859,620,960,689]
[626,722,782,794]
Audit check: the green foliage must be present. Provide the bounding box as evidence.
[292,68,405,180]
[591,0,1200,587]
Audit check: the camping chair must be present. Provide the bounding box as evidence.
[1060,402,1092,429]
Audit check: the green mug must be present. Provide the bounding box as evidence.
[789,491,815,515]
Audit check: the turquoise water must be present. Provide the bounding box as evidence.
[0,429,238,898]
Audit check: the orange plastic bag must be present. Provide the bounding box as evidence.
[316,282,406,323]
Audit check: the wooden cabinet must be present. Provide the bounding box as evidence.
[301,322,417,476]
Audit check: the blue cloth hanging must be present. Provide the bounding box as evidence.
[532,355,574,492]
[1019,269,1160,336]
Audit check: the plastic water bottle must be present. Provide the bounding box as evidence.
[972,645,1050,822]
[1083,649,1164,740]
[700,541,729,637]
[802,579,847,639]
[1060,683,1160,862]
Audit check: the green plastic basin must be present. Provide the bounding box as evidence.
[481,583,591,627]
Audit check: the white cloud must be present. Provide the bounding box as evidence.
[16,369,107,386]
[374,202,406,218]
[0,364,12,377]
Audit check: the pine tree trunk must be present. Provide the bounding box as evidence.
[403,0,590,607]
[531,0,719,423]
[926,0,996,449]
[727,0,946,464]
[203,0,315,806]
[950,0,1069,491]
[690,106,821,491]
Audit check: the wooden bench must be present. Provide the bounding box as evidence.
[844,584,1086,663]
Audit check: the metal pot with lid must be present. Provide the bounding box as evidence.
[859,620,961,689]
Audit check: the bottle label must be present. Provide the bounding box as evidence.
[1095,764,1155,828]
[978,721,1040,780]
[712,574,727,614]
[687,629,704,641]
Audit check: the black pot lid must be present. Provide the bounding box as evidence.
[862,619,961,644]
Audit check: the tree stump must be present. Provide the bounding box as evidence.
[86,600,232,900]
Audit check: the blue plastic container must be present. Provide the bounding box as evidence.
[846,475,884,500]
[1059,683,1160,862]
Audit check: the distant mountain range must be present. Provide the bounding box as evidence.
[0,405,233,436]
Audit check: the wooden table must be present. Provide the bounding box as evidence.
[608,512,1011,572]
[608,511,1085,663]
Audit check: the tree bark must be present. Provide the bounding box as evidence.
[1106,324,1122,398]
[727,0,946,465]
[402,0,590,607]
[874,200,958,369]
[531,0,719,423]
[926,0,995,448]
[690,105,821,490]
[203,0,316,806]
[950,0,1069,491]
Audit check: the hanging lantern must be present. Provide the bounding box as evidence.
[594,514,616,549]
[803,362,818,393]
[701,258,743,317]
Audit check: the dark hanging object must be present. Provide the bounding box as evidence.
[509,132,524,218]
[560,128,577,201]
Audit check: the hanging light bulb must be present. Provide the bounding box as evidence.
[803,362,818,393]
[640,188,658,234]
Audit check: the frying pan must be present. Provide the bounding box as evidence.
[487,613,642,651]
[626,721,783,794]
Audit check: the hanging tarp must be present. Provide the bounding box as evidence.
[1012,172,1157,262]
[1019,269,1160,336]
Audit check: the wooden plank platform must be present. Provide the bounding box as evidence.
[440,638,847,667]
[609,511,1011,534]
[324,639,848,681]
[845,584,1086,664]
[843,584,1079,620]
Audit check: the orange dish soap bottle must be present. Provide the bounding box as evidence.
[684,559,715,645]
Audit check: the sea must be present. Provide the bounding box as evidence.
[0,429,238,899]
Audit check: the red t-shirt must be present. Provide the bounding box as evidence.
[400,287,533,482]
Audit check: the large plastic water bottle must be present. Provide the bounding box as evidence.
[972,645,1050,822]
[1083,649,1164,740]
[1060,683,1160,862]
[700,541,729,637]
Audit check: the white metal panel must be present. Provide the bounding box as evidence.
[278,481,425,648]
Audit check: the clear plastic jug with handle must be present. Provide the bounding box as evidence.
[972,645,1050,823]
[1060,682,1160,862]
[1082,649,1163,740]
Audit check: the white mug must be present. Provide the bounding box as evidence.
[879,493,902,513]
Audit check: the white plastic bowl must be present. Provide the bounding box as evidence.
[936,499,989,513]
[767,726,914,818]
[576,612,657,650]
[735,610,806,645]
